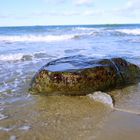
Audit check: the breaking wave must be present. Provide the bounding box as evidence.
[74,27,101,31]
[0,53,24,61]
[116,29,140,35]
[0,28,140,43]
[0,53,33,61]
[0,34,89,43]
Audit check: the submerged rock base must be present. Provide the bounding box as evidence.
[30,57,140,95]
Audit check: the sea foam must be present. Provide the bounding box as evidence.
[116,29,140,35]
[75,27,99,31]
[0,53,24,61]
[0,113,8,120]
[0,34,76,42]
[0,53,34,61]
[19,125,31,131]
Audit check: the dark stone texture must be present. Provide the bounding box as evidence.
[30,57,140,95]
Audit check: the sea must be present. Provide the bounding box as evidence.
[0,24,140,140]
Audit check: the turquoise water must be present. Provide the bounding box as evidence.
[0,24,140,139]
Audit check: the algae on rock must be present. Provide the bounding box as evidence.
[30,57,140,95]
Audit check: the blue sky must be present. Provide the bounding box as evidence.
[0,0,140,26]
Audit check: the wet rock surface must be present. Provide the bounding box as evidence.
[30,56,140,95]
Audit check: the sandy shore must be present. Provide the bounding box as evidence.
[0,84,140,140]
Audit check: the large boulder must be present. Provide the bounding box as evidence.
[30,56,140,95]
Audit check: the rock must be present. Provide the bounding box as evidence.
[30,56,140,95]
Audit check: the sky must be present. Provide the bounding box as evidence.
[0,0,140,26]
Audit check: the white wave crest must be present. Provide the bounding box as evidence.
[116,29,140,35]
[0,113,8,120]
[0,53,25,61]
[75,27,97,31]
[0,34,76,42]
[0,126,15,132]
[19,125,31,131]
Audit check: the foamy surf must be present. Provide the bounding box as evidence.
[88,91,140,115]
[0,53,24,61]
[19,125,31,131]
[74,27,103,31]
[0,34,77,42]
[116,29,140,35]
[0,53,34,61]
[0,113,8,120]
[0,126,15,132]
[9,135,16,140]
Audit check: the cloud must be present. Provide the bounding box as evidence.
[29,11,79,17]
[42,0,94,6]
[0,10,94,20]
[112,0,140,18]
[126,0,140,9]
[0,15,7,18]
[76,0,94,5]
[82,10,104,16]
[35,9,105,17]
[41,0,65,4]
[1,0,139,24]
[0,14,14,19]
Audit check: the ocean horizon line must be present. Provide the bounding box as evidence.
[0,23,140,28]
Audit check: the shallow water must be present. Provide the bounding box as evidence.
[0,24,140,139]
[1,87,140,140]
[0,96,111,140]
